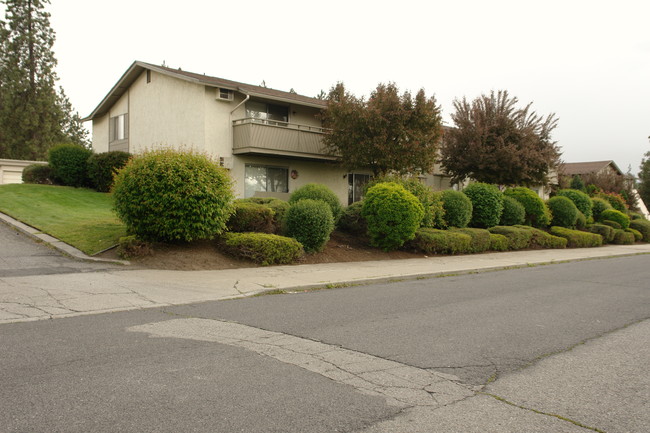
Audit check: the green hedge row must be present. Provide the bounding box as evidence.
[221,232,304,265]
[549,227,603,248]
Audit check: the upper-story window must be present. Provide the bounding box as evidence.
[109,113,128,142]
[246,101,288,125]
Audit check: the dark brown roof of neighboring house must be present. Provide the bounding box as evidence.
[560,160,623,176]
[83,61,326,121]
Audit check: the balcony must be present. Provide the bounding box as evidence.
[232,118,336,161]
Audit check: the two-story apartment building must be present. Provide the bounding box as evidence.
[83,61,452,204]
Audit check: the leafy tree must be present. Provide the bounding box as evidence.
[321,82,443,177]
[0,0,88,160]
[569,175,586,192]
[440,90,561,186]
[639,151,650,208]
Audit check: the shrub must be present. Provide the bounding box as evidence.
[362,182,424,251]
[499,195,526,226]
[409,228,472,255]
[487,226,532,250]
[589,223,615,243]
[285,199,334,253]
[547,196,579,228]
[463,182,504,228]
[628,212,644,220]
[612,229,635,245]
[86,151,131,192]
[602,220,622,230]
[557,189,593,219]
[549,226,603,248]
[489,233,509,251]
[226,201,275,233]
[289,183,343,223]
[47,143,92,187]
[504,187,550,227]
[625,228,642,242]
[599,209,630,229]
[220,232,304,265]
[440,190,472,228]
[450,227,491,253]
[597,192,627,212]
[21,164,52,184]
[338,201,367,235]
[590,198,612,221]
[112,149,234,242]
[576,211,587,230]
[513,225,567,249]
[630,219,650,242]
[239,197,290,234]
[570,175,586,192]
[117,235,153,259]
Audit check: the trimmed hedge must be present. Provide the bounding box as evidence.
[504,187,550,227]
[289,183,343,223]
[87,151,131,192]
[48,143,92,187]
[221,232,304,265]
[597,192,627,213]
[589,223,615,243]
[547,196,579,228]
[450,227,491,253]
[440,190,472,228]
[409,228,472,255]
[238,197,289,234]
[463,182,503,228]
[576,211,587,230]
[362,182,424,251]
[285,199,334,253]
[500,195,526,226]
[487,226,532,250]
[549,226,603,248]
[513,225,567,249]
[227,201,275,233]
[630,219,650,242]
[21,164,52,184]
[112,149,234,242]
[590,198,612,221]
[625,228,642,242]
[338,201,367,235]
[602,220,622,230]
[612,229,635,245]
[558,189,593,219]
[599,209,630,229]
[489,233,509,251]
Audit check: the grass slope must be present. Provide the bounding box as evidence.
[0,184,126,255]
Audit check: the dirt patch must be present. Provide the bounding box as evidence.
[97,231,427,270]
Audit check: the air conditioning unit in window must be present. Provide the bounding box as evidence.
[219,156,233,169]
[216,88,234,101]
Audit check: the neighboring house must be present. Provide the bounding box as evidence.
[0,159,46,185]
[560,160,624,179]
[83,61,452,205]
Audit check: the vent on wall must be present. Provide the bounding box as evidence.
[219,157,233,169]
[217,88,233,101]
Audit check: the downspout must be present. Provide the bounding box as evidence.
[229,89,250,153]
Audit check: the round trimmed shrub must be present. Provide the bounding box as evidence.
[612,229,635,245]
[239,197,290,233]
[630,219,650,242]
[499,195,526,226]
[21,164,52,184]
[87,151,131,192]
[338,201,367,235]
[547,196,579,228]
[289,183,343,223]
[626,228,642,242]
[112,149,234,242]
[591,198,612,222]
[440,190,472,228]
[362,182,424,251]
[504,187,550,227]
[558,189,593,219]
[600,209,630,229]
[463,183,504,228]
[597,192,627,212]
[285,199,334,253]
[226,201,275,233]
[575,210,587,230]
[589,223,615,243]
[489,233,509,251]
[48,143,92,187]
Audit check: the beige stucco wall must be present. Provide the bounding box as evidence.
[289,104,321,127]
[92,115,109,153]
[204,88,240,159]
[0,159,47,184]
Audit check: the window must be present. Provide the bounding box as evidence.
[348,173,372,205]
[245,164,289,198]
[109,113,128,142]
[217,88,233,101]
[245,101,288,125]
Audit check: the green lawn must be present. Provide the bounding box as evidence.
[0,184,127,255]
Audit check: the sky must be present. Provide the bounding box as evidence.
[6,0,650,175]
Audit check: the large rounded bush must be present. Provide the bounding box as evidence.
[499,195,526,226]
[362,182,424,251]
[285,199,334,253]
[48,143,92,187]
[597,192,627,212]
[112,149,234,242]
[591,197,612,222]
[463,182,504,228]
[504,187,550,227]
[600,209,630,229]
[557,189,593,219]
[630,219,650,242]
[440,190,472,228]
[547,196,579,228]
[289,183,343,222]
[21,164,52,184]
[87,151,131,192]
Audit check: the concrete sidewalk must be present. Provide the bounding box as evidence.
[2,234,649,323]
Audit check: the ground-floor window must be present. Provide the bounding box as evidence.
[245,164,289,198]
[348,173,372,205]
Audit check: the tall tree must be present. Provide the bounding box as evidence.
[321,82,443,177]
[638,151,650,208]
[0,0,88,160]
[440,90,561,186]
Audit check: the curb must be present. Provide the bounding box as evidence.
[0,212,130,266]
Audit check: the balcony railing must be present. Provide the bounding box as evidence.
[232,118,336,161]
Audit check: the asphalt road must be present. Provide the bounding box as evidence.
[1,252,649,432]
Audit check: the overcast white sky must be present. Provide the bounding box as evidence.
[10,0,650,175]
